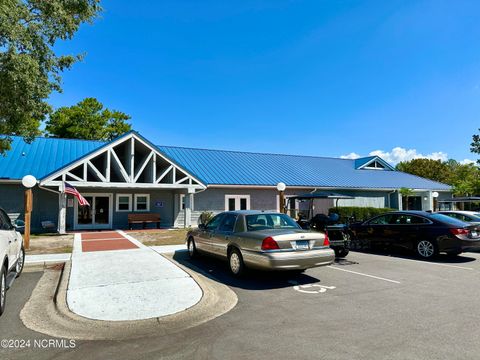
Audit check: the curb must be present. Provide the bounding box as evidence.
[20,256,238,340]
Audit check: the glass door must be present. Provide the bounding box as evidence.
[77,196,94,226]
[94,196,110,225]
[75,194,112,229]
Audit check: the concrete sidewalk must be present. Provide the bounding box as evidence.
[66,231,202,321]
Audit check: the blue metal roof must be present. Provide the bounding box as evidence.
[157,146,451,190]
[0,136,105,180]
[0,135,451,191]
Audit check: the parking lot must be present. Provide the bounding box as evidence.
[2,250,480,360]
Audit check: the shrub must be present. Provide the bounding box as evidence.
[198,211,214,225]
[328,207,395,222]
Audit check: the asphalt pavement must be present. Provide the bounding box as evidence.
[2,250,480,360]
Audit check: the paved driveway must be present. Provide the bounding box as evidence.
[2,250,480,360]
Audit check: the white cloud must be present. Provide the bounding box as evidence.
[340,147,449,165]
[460,158,476,165]
[340,152,361,160]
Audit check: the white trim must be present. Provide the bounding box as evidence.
[73,193,113,230]
[180,193,195,211]
[110,148,130,182]
[134,151,154,183]
[156,165,173,183]
[116,194,132,212]
[208,184,451,192]
[357,157,395,171]
[41,180,204,189]
[225,194,251,211]
[87,161,107,182]
[66,171,84,182]
[134,193,150,212]
[39,132,207,188]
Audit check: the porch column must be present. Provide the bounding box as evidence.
[427,191,434,211]
[397,190,403,211]
[184,188,195,228]
[58,192,67,234]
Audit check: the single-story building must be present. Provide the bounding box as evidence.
[0,131,452,232]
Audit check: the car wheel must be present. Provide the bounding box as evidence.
[228,248,245,277]
[15,246,25,277]
[187,238,198,259]
[416,240,438,259]
[334,248,349,258]
[0,265,6,316]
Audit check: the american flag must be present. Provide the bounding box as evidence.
[64,182,90,206]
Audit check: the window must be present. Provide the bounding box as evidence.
[134,194,150,211]
[245,213,300,232]
[116,194,132,212]
[228,198,235,211]
[206,214,224,231]
[225,195,250,211]
[364,160,386,170]
[367,214,396,225]
[218,214,238,232]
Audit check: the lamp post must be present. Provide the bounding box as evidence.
[277,182,286,214]
[21,175,37,250]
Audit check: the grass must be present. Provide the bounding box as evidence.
[128,229,188,246]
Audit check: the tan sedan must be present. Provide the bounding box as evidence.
[186,211,335,276]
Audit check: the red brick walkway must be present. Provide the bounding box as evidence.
[81,231,139,252]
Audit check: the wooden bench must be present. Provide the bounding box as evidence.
[128,213,161,230]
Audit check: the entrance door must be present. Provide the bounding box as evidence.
[74,194,113,230]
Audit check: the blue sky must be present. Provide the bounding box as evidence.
[50,0,479,164]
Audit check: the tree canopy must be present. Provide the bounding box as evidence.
[396,158,480,196]
[45,97,132,141]
[396,159,451,184]
[471,128,480,164]
[0,0,101,153]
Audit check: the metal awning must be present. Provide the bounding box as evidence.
[287,191,355,200]
[438,197,480,203]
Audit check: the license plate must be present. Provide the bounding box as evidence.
[295,240,309,250]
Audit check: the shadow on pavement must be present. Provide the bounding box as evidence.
[351,247,477,264]
[172,250,322,291]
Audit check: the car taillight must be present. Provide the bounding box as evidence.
[261,236,280,250]
[323,232,330,246]
[450,228,469,236]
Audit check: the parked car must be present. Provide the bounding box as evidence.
[0,208,25,316]
[349,211,480,259]
[186,211,335,276]
[437,211,480,224]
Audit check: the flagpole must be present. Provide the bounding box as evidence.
[58,179,67,234]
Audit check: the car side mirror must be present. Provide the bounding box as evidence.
[198,223,206,230]
[13,219,25,231]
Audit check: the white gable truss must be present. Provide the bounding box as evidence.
[40,133,206,190]
[358,157,395,171]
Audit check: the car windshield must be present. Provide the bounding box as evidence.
[470,213,480,221]
[430,213,467,226]
[245,214,300,231]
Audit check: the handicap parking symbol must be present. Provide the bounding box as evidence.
[288,281,336,294]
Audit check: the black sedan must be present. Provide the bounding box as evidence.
[349,211,480,259]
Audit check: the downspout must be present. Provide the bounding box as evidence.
[387,190,396,209]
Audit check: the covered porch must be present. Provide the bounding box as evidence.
[38,132,206,232]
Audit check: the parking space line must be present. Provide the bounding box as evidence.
[326,266,401,284]
[352,252,475,271]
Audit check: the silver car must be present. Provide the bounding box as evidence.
[186,211,335,276]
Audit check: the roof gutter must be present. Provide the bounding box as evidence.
[206,184,452,192]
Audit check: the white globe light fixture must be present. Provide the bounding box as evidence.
[432,191,439,198]
[276,182,286,192]
[22,175,37,188]
[21,175,37,251]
